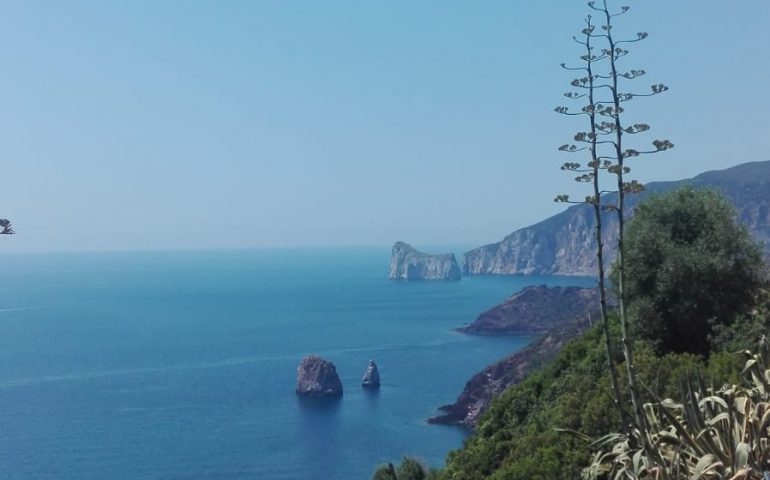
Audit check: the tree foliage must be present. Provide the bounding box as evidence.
[621,187,765,355]
[372,457,439,480]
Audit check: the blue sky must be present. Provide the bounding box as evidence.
[1,1,768,252]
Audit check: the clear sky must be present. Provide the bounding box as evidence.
[1,1,768,252]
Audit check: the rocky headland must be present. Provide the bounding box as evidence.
[463,161,770,276]
[388,241,461,281]
[459,285,599,335]
[429,315,591,427]
[295,355,343,398]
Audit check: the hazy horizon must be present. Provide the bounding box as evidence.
[2,1,769,253]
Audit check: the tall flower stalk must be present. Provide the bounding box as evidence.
[556,0,674,438]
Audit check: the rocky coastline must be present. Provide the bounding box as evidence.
[463,161,770,276]
[429,315,592,427]
[458,285,598,335]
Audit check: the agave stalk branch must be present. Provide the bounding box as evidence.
[601,0,648,449]
[583,15,628,432]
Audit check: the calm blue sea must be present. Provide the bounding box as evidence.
[0,248,592,480]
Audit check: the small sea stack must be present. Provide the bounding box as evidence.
[361,360,381,389]
[295,355,343,398]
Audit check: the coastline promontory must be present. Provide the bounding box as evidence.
[459,285,599,335]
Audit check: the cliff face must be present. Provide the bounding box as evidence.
[429,316,591,427]
[463,161,770,276]
[388,242,462,281]
[459,285,598,335]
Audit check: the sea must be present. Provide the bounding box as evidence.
[0,248,592,480]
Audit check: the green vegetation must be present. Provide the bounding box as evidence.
[585,338,770,479]
[372,457,441,480]
[622,187,764,355]
[438,319,747,480]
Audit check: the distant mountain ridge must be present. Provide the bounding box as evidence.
[463,161,770,276]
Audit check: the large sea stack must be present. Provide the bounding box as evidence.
[295,355,343,398]
[388,241,461,281]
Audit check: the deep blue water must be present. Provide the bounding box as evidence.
[0,248,592,480]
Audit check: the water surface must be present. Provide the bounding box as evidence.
[0,248,591,479]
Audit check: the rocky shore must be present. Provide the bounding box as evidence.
[429,316,591,427]
[459,285,598,335]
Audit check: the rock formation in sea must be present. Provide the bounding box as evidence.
[462,160,770,276]
[459,285,599,335]
[428,315,592,427]
[388,241,461,281]
[361,360,380,389]
[295,355,343,398]
[0,218,13,235]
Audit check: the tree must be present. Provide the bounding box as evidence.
[372,463,398,480]
[555,0,673,434]
[621,187,765,355]
[372,457,436,480]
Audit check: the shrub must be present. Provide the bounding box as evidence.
[620,187,765,355]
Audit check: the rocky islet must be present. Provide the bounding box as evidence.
[388,241,461,281]
[295,355,344,398]
[361,360,380,389]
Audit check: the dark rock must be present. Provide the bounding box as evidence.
[361,360,380,388]
[295,355,343,398]
[428,316,591,427]
[389,241,461,281]
[463,161,770,276]
[459,285,599,335]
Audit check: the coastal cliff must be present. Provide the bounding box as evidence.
[388,242,461,281]
[463,161,770,276]
[459,285,598,335]
[429,316,591,427]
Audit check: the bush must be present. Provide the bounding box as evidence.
[620,186,765,355]
[372,457,439,480]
